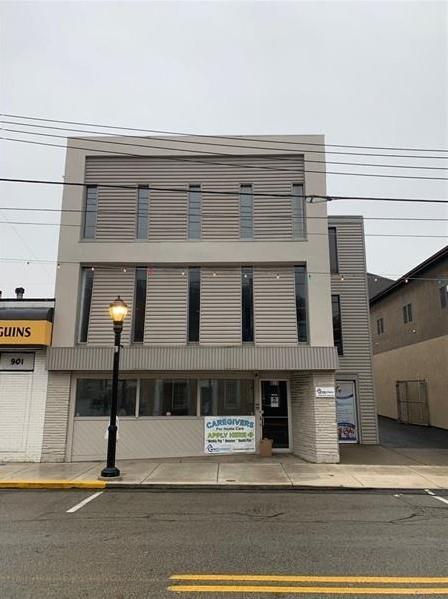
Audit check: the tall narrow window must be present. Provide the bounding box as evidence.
[331,295,343,355]
[294,266,308,343]
[79,267,94,342]
[188,267,201,342]
[82,186,97,239]
[440,284,448,309]
[292,184,306,239]
[403,303,413,323]
[328,227,339,273]
[136,186,149,239]
[188,185,201,239]
[377,317,384,335]
[240,184,253,239]
[132,268,147,343]
[242,267,254,342]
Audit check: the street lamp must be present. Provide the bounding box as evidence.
[100,296,128,478]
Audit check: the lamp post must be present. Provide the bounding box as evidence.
[100,296,128,478]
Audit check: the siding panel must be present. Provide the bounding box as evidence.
[200,268,242,345]
[254,266,298,345]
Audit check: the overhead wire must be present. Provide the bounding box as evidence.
[2,112,448,155]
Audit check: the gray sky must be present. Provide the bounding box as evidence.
[1,0,447,298]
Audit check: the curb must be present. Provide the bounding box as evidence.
[0,480,106,489]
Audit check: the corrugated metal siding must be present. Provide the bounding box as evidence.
[145,268,187,345]
[87,268,136,345]
[84,155,304,242]
[47,345,339,372]
[200,268,241,345]
[96,186,136,240]
[329,217,378,444]
[254,266,298,345]
[41,371,71,462]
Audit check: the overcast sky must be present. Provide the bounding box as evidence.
[1,0,447,298]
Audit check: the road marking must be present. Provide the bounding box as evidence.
[425,489,448,505]
[169,584,448,594]
[66,491,104,513]
[171,574,448,584]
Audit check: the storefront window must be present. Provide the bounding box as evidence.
[199,379,254,416]
[75,379,137,417]
[139,379,197,416]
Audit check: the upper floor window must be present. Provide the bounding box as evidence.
[331,295,343,355]
[292,184,306,239]
[188,267,201,342]
[242,267,254,343]
[294,265,308,343]
[440,283,448,309]
[78,267,94,342]
[403,303,413,323]
[328,227,339,273]
[132,268,147,343]
[240,184,253,239]
[82,186,98,239]
[188,185,201,239]
[377,317,384,335]
[136,186,149,239]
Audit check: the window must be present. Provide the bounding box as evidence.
[136,186,149,239]
[82,186,98,239]
[242,267,254,342]
[188,267,201,342]
[328,227,339,273]
[403,303,413,323]
[240,184,253,239]
[139,380,197,416]
[78,267,94,342]
[188,185,201,239]
[377,317,384,335]
[75,379,137,417]
[294,265,308,343]
[440,284,448,309]
[199,379,254,416]
[331,295,343,355]
[292,184,306,239]
[132,268,147,343]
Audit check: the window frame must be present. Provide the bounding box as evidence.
[82,186,98,239]
[292,183,306,240]
[239,184,254,239]
[188,184,202,240]
[136,186,149,240]
[328,227,339,274]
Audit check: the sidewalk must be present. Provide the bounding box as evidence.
[1,445,447,490]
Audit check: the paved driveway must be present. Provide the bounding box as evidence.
[379,416,448,449]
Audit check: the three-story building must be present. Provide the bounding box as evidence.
[41,135,377,463]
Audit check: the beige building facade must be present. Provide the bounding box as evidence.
[370,247,448,430]
[43,135,377,463]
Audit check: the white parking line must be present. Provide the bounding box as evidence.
[66,491,104,513]
[425,489,448,506]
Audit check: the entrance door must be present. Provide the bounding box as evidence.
[261,380,289,449]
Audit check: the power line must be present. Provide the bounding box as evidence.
[3,134,448,182]
[1,177,448,205]
[3,112,448,155]
[2,120,448,172]
[0,203,445,222]
[0,220,445,238]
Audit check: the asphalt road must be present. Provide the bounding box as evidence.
[1,489,448,598]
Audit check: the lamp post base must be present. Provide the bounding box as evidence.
[100,465,121,478]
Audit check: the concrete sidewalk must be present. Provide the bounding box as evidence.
[1,445,447,490]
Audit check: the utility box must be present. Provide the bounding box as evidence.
[259,438,273,457]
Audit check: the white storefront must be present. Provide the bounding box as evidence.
[0,299,54,462]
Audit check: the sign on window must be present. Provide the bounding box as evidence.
[336,381,358,443]
[204,416,256,454]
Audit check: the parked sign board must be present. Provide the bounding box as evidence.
[204,416,256,454]
[315,386,335,398]
[336,381,358,443]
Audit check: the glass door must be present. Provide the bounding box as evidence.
[261,380,289,449]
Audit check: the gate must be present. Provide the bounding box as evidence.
[396,380,429,426]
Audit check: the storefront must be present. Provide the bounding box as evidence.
[0,299,54,462]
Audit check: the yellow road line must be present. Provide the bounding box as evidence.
[0,480,106,489]
[170,574,448,584]
[168,585,448,594]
